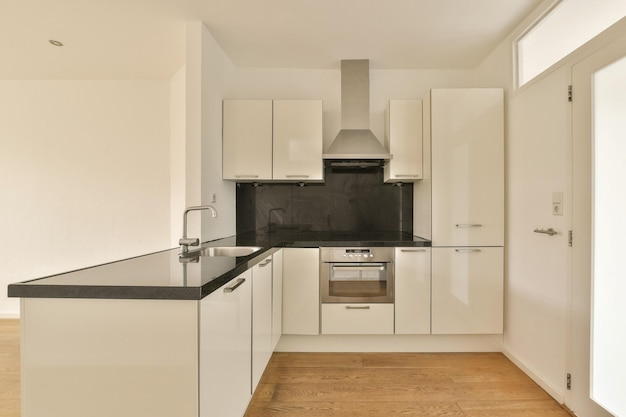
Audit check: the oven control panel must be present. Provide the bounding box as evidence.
[321,247,393,263]
[343,249,374,259]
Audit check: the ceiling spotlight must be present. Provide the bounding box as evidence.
[48,40,63,47]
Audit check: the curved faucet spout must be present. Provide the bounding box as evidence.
[180,205,218,254]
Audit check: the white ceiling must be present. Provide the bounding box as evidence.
[0,0,544,79]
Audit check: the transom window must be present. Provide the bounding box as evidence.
[516,0,626,87]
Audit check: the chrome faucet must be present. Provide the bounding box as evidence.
[179,205,217,254]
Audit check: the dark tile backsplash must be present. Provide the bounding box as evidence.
[236,166,413,234]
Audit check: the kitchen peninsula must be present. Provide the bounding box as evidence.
[8,231,429,417]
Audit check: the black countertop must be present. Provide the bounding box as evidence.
[8,231,430,301]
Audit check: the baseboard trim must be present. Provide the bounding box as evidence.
[276,334,504,352]
[502,347,566,404]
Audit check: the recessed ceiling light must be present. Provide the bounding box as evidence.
[48,40,63,47]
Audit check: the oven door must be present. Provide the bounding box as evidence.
[321,262,394,303]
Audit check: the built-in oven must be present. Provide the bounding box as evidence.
[320,247,394,303]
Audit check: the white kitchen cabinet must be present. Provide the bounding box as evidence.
[431,247,503,334]
[430,89,504,246]
[223,99,323,182]
[222,100,273,181]
[200,270,252,417]
[273,100,323,181]
[321,303,394,335]
[394,247,431,334]
[271,249,283,349]
[282,248,320,335]
[252,255,273,391]
[384,99,423,183]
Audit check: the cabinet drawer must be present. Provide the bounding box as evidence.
[321,304,394,335]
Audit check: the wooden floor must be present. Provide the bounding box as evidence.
[245,352,573,417]
[0,320,20,417]
[1,319,571,417]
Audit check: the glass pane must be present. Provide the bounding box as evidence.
[518,0,626,86]
[591,55,626,417]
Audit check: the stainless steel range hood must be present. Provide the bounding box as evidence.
[323,60,391,165]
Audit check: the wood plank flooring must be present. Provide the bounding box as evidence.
[1,320,571,417]
[245,352,573,417]
[0,319,20,417]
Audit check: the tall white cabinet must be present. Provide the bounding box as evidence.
[429,88,504,335]
[430,89,504,246]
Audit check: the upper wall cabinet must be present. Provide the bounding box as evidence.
[273,100,323,181]
[384,99,423,183]
[431,89,504,246]
[223,100,273,181]
[223,99,323,182]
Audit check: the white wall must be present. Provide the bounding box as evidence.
[170,66,187,247]
[184,22,237,243]
[0,80,171,317]
[199,24,237,241]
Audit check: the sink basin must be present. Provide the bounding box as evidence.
[197,246,262,257]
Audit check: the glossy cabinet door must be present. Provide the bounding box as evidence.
[223,100,273,181]
[431,89,504,246]
[200,270,252,417]
[271,249,283,349]
[273,100,323,181]
[431,247,504,334]
[321,304,394,334]
[384,99,423,183]
[394,247,431,334]
[252,255,273,392]
[282,248,320,335]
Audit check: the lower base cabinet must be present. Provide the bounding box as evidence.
[394,247,431,334]
[200,270,252,417]
[282,248,320,335]
[252,255,274,392]
[431,247,504,334]
[321,303,394,334]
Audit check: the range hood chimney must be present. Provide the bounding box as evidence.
[323,60,391,165]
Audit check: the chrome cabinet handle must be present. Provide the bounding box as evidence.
[456,224,483,228]
[395,174,420,178]
[235,175,259,178]
[346,306,370,310]
[534,228,558,236]
[400,249,426,253]
[223,278,246,293]
[455,249,482,253]
[285,175,310,178]
[332,265,385,271]
[259,258,272,267]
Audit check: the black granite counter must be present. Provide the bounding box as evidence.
[8,231,430,301]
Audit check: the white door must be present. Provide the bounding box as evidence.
[571,32,626,417]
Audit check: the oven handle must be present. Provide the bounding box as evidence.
[331,264,386,272]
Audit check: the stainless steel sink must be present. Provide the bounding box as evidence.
[197,246,262,257]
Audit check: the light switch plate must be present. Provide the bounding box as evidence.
[552,192,563,216]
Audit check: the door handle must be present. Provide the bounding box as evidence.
[223,278,246,293]
[534,228,558,236]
